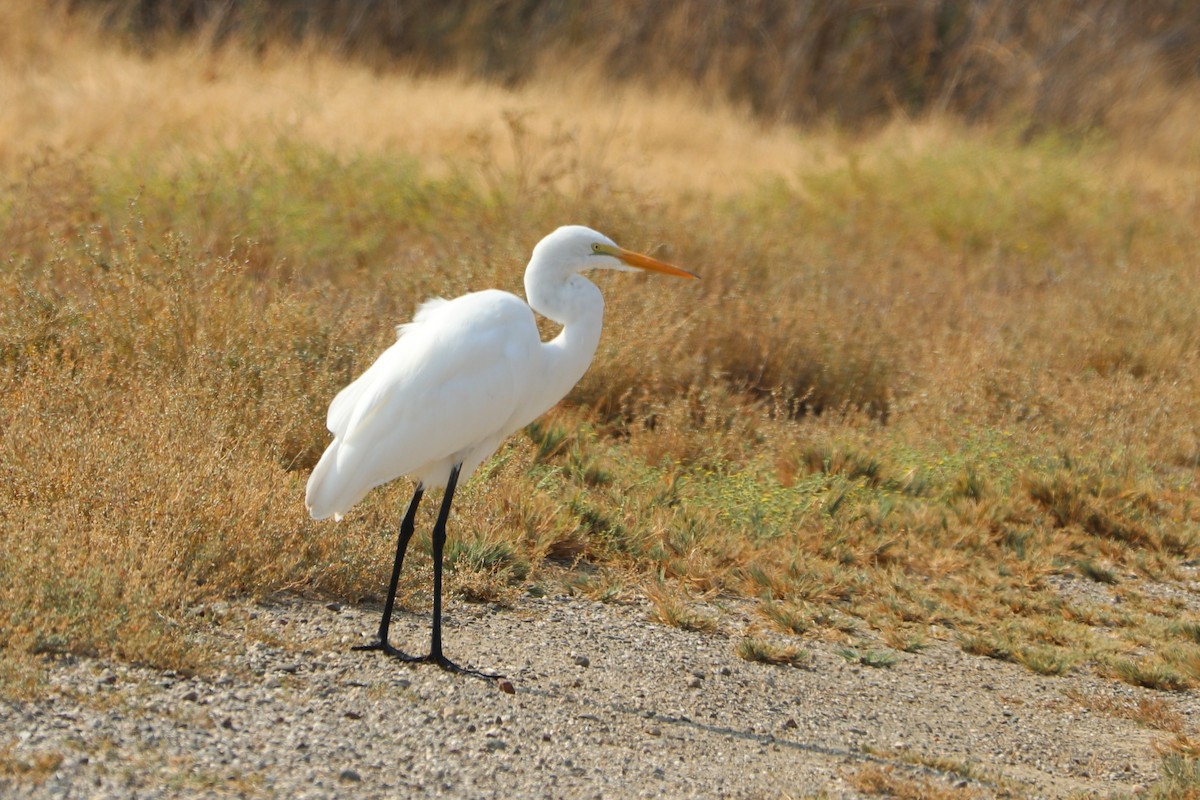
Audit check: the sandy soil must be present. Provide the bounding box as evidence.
[2,590,1192,798]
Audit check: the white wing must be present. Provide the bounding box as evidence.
[325,297,450,438]
[306,290,542,519]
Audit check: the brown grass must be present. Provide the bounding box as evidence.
[1066,689,1188,734]
[736,637,809,668]
[0,740,64,785]
[848,763,981,799]
[1,1,1199,694]
[67,0,1200,134]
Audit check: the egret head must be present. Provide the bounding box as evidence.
[533,225,698,280]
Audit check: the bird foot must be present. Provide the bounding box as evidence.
[423,652,506,682]
[352,641,504,682]
[351,639,421,661]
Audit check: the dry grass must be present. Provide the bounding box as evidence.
[646,582,720,634]
[1,2,1199,704]
[67,0,1200,134]
[0,741,64,785]
[736,637,809,668]
[848,764,981,799]
[1149,744,1200,800]
[1066,689,1188,734]
[0,6,832,202]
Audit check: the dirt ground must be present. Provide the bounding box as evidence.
[2,588,1191,798]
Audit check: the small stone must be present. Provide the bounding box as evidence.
[688,677,702,689]
[573,655,590,668]
[783,718,798,730]
[719,666,732,676]
[221,717,234,730]
[278,663,300,674]
[498,679,515,694]
[325,602,342,612]
[339,769,362,782]
[182,691,199,703]
[344,710,363,720]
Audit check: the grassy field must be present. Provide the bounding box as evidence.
[2,0,1200,739]
[65,1,1200,133]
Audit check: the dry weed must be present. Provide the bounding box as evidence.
[0,4,1198,691]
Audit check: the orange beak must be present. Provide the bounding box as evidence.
[612,246,699,280]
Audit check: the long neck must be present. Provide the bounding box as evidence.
[524,269,605,418]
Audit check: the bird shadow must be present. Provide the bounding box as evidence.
[507,681,1001,792]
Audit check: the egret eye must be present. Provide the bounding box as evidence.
[591,243,602,253]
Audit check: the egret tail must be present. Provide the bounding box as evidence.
[305,440,367,521]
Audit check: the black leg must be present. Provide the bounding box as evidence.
[353,484,424,657]
[355,466,504,682]
[424,464,504,680]
[427,463,459,666]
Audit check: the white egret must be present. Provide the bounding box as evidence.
[305,225,697,678]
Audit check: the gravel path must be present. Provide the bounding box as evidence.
[2,592,1189,798]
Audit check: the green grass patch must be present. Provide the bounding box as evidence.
[836,647,899,669]
[1148,754,1200,799]
[1107,656,1194,693]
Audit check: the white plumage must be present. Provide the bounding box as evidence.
[304,225,696,678]
[306,291,541,519]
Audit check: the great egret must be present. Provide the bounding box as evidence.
[305,225,697,678]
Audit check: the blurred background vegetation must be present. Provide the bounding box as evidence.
[69,0,1200,130]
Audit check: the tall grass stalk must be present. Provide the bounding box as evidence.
[0,5,1198,687]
